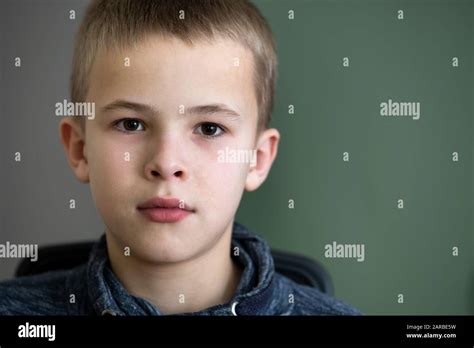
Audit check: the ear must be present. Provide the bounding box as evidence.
[59,118,90,183]
[245,128,280,192]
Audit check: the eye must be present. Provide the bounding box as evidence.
[114,118,145,133]
[194,122,226,138]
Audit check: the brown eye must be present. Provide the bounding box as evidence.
[115,119,145,132]
[196,122,224,138]
[124,119,140,131]
[202,123,217,135]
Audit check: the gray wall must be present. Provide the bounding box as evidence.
[1,0,105,280]
[1,0,473,315]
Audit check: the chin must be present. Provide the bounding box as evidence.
[129,232,200,264]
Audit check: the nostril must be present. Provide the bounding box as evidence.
[151,170,159,177]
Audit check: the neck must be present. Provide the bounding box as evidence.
[106,223,242,314]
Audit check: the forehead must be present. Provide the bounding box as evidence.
[87,35,258,121]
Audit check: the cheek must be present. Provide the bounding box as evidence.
[86,134,139,208]
[190,136,254,215]
[196,160,248,215]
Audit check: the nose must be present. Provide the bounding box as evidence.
[144,135,188,181]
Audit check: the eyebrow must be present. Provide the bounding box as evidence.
[100,99,241,120]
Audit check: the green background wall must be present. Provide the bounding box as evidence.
[237,0,473,314]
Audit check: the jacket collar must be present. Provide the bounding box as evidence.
[84,222,285,316]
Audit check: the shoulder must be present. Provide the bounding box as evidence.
[0,266,86,315]
[274,273,362,315]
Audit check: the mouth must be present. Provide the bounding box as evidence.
[137,197,194,223]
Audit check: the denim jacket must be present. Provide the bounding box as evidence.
[0,222,361,315]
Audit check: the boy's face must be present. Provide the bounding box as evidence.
[60,36,279,264]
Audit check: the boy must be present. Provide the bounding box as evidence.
[0,0,360,315]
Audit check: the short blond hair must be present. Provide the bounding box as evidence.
[70,0,278,132]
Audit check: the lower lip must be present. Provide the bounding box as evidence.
[138,207,192,223]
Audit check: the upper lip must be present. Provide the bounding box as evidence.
[137,197,194,211]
